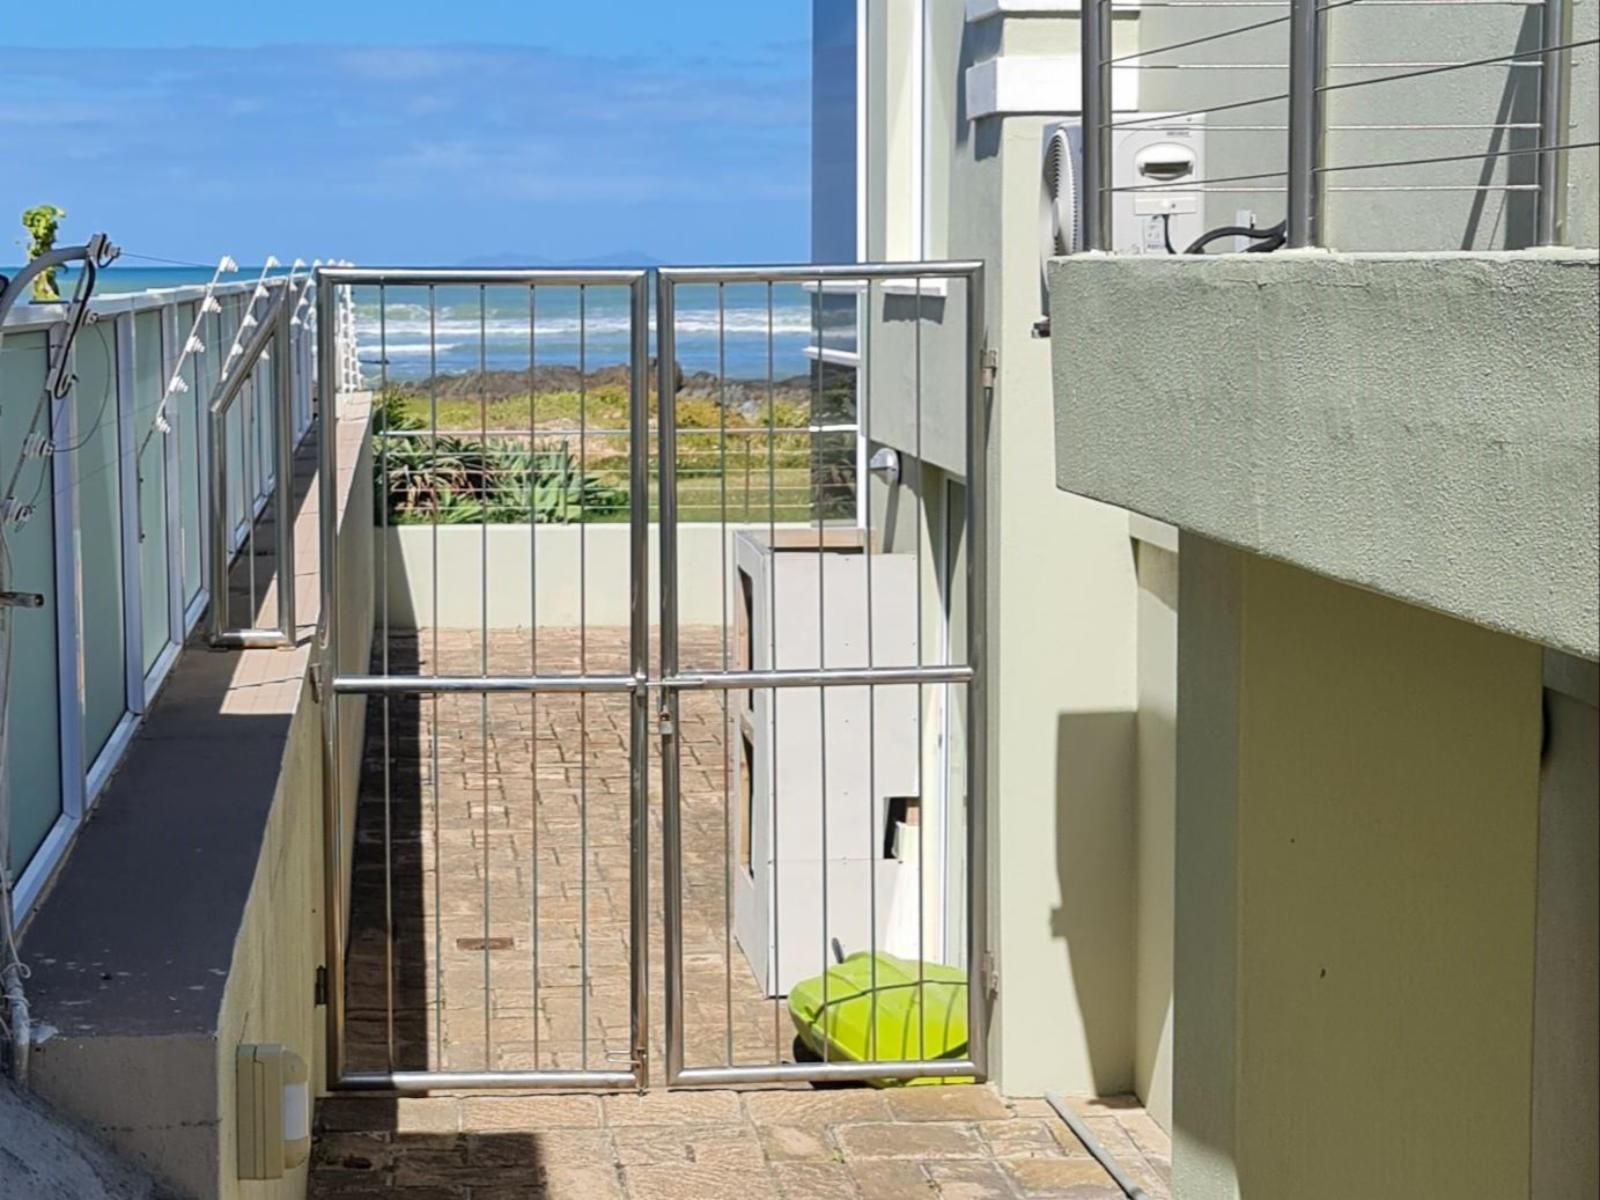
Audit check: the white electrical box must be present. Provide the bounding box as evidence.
[729,529,925,997]
[236,1043,311,1181]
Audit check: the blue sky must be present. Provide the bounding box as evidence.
[2,1,811,266]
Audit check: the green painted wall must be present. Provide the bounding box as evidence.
[1175,536,1545,1200]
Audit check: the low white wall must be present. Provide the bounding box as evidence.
[379,523,813,631]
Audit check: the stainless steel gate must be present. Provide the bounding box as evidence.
[314,261,987,1093]
[655,263,989,1087]
[316,267,652,1092]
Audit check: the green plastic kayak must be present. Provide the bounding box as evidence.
[787,951,973,1087]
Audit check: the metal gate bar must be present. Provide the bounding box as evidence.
[656,261,989,1088]
[315,266,652,1092]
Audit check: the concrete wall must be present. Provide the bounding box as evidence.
[25,403,374,1200]
[1173,534,1545,1200]
[379,523,812,632]
[1050,250,1600,661]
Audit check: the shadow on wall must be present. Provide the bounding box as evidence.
[1458,5,1543,249]
[1051,709,1138,1098]
[344,632,428,1074]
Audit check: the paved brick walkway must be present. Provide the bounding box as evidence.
[344,627,787,1076]
[328,626,1172,1198]
[311,1086,1171,1199]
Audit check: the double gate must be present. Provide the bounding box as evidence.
[315,263,987,1092]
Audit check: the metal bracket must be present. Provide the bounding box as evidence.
[314,965,328,1006]
[981,951,999,998]
[981,346,999,390]
[0,592,45,610]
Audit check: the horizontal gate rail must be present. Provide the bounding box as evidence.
[656,260,989,1089]
[332,673,640,696]
[661,665,975,691]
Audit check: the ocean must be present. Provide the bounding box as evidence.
[51,265,831,383]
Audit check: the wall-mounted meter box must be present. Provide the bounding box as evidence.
[236,1043,311,1180]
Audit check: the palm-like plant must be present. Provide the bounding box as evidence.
[373,392,628,525]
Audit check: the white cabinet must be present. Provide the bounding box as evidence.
[729,530,925,997]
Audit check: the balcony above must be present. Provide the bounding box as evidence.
[1049,249,1600,660]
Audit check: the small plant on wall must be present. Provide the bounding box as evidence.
[21,204,67,302]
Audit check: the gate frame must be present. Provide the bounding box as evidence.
[314,266,653,1093]
[655,262,990,1087]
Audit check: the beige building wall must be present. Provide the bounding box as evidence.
[1531,652,1599,1200]
[1132,528,1177,1130]
[857,3,1148,1100]
[1174,534,1545,1200]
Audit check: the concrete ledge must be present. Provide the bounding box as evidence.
[21,398,375,1200]
[1049,250,1600,659]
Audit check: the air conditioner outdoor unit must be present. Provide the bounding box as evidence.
[1040,113,1207,272]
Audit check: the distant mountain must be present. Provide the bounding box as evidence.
[458,250,664,268]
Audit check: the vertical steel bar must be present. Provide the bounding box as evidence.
[207,398,228,644]
[429,287,444,1064]
[964,267,991,1081]
[862,280,879,1061]
[379,287,395,1071]
[657,273,686,1082]
[243,335,259,625]
[719,283,734,1068]
[766,282,781,1062]
[1081,0,1114,251]
[479,287,492,1068]
[913,276,926,1063]
[628,274,652,1086]
[1536,0,1572,245]
[315,275,346,1090]
[274,292,298,645]
[529,285,542,1071]
[1287,0,1325,247]
[578,286,590,1071]
[813,282,831,1063]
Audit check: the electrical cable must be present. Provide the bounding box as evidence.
[1183,219,1287,255]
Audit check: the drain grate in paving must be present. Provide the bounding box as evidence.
[455,936,517,952]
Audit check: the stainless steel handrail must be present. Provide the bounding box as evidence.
[206,283,298,648]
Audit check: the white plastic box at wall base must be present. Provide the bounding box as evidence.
[235,1043,310,1181]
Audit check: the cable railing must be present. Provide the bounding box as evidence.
[1080,0,1595,250]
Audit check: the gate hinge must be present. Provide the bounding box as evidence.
[314,965,328,1006]
[309,661,323,703]
[981,347,999,390]
[980,951,999,998]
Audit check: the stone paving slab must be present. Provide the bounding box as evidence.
[323,626,1172,1197]
[310,1085,1171,1200]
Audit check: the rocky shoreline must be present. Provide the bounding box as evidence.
[385,364,818,414]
